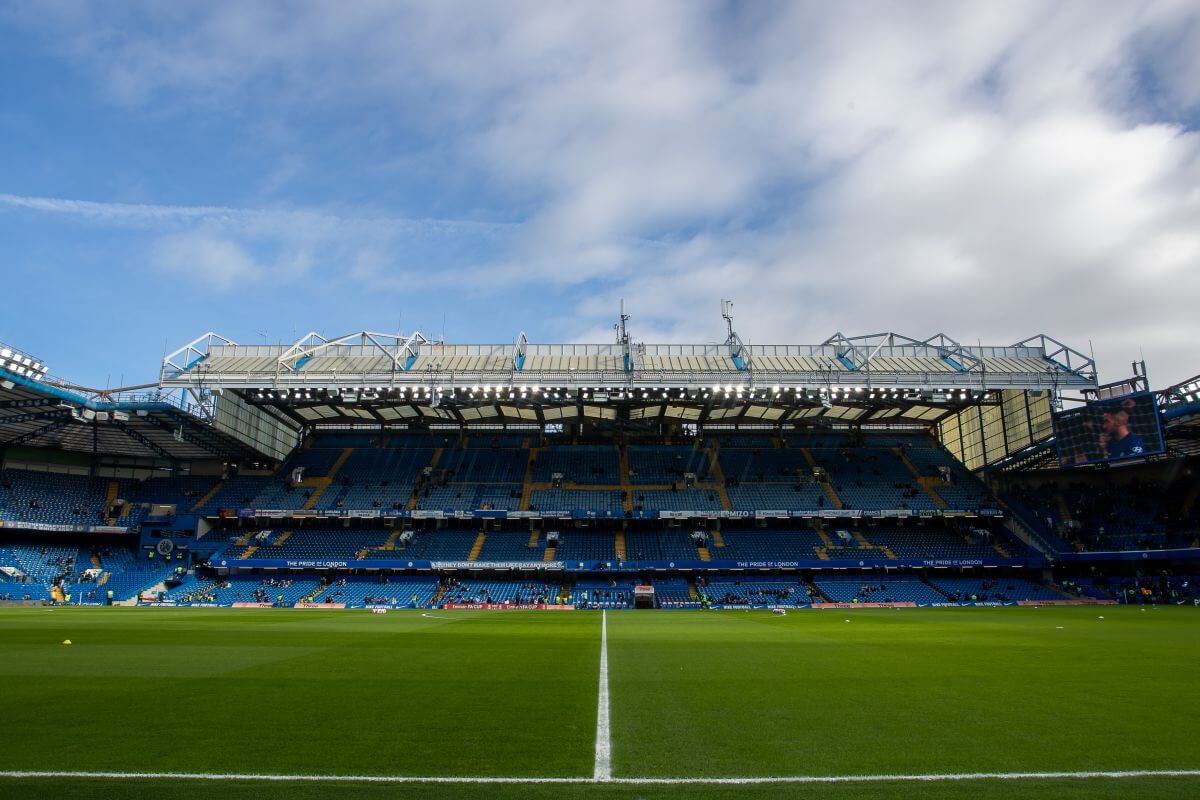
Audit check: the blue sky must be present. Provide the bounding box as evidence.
[1,1,1199,389]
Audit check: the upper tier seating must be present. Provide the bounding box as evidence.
[626,445,711,484]
[624,530,702,561]
[532,445,619,485]
[476,531,545,562]
[555,531,618,562]
[712,529,825,561]
[193,476,270,514]
[386,529,476,561]
[813,448,938,511]
[437,447,529,483]
[631,489,723,512]
[902,446,993,510]
[530,489,623,513]
[316,447,434,510]
[131,476,220,516]
[0,469,139,527]
[718,448,811,482]
[416,483,522,511]
[726,483,828,511]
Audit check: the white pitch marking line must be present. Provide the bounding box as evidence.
[0,770,1198,785]
[594,609,612,782]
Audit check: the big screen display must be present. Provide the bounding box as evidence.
[1054,392,1165,466]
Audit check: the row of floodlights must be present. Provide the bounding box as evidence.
[248,385,995,403]
[0,348,47,381]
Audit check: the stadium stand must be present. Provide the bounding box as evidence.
[532,445,620,484]
[476,531,546,562]
[529,489,623,513]
[1006,478,1197,553]
[310,575,440,607]
[574,579,636,608]
[925,576,1064,603]
[627,445,711,483]
[700,576,813,606]
[650,578,700,609]
[556,531,618,562]
[3,322,1197,614]
[440,578,560,605]
[812,575,947,605]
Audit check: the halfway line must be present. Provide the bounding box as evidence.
[594,610,612,781]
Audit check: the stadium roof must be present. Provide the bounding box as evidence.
[160,329,1097,392]
[152,328,1098,431]
[0,341,272,464]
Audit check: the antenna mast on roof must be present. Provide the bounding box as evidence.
[615,299,634,373]
[721,299,749,369]
[721,299,736,343]
[615,299,630,347]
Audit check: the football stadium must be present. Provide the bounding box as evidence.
[1,315,1198,799]
[5,3,1200,798]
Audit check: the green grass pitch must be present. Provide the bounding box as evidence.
[0,605,1197,799]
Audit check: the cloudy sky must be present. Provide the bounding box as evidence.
[1,1,1198,389]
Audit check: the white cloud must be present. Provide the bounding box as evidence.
[5,1,1200,383]
[151,231,262,291]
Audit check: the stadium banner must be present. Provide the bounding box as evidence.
[931,601,1012,607]
[1054,547,1200,563]
[811,602,918,609]
[294,602,346,609]
[206,507,1006,522]
[711,603,813,610]
[441,603,573,611]
[216,555,1040,571]
[1016,599,1115,606]
[231,602,275,608]
[0,520,130,534]
[431,560,565,571]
